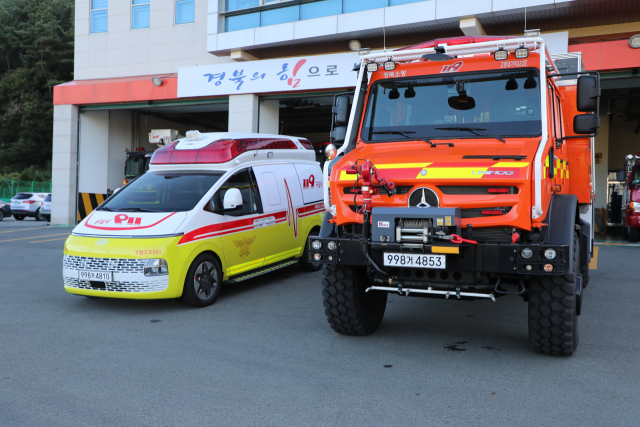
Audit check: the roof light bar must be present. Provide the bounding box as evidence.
[514,46,529,59]
[367,62,379,72]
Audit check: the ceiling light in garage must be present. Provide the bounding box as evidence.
[349,40,361,52]
[630,35,640,48]
[151,76,163,86]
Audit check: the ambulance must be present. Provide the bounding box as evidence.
[63,131,325,307]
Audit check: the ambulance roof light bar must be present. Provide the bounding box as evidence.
[150,137,302,165]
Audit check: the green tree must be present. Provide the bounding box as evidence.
[0,0,74,175]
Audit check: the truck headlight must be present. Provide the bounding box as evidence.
[632,202,640,213]
[144,259,168,276]
[327,241,337,251]
[312,240,322,250]
[521,248,533,259]
[544,248,557,260]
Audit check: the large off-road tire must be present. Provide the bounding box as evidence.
[528,232,580,356]
[629,227,640,242]
[322,265,387,335]
[299,229,322,272]
[180,253,223,307]
[14,214,25,221]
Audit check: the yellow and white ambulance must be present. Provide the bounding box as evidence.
[63,131,325,307]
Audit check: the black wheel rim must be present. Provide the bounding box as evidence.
[193,261,218,301]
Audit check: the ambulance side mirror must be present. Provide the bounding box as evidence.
[222,188,243,212]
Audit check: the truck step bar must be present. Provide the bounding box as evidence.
[366,286,496,301]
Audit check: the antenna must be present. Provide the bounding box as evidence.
[383,12,386,51]
[524,0,527,32]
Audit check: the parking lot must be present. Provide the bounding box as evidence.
[1,221,639,426]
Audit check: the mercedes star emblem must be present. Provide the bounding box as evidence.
[416,189,431,208]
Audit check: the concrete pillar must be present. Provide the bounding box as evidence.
[228,94,259,133]
[78,111,109,194]
[259,100,280,134]
[460,17,486,36]
[51,104,79,225]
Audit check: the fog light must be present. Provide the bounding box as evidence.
[525,265,533,271]
[312,240,322,250]
[314,253,322,261]
[544,248,557,260]
[384,60,396,71]
[521,248,533,259]
[327,255,333,262]
[367,62,379,72]
[327,241,337,251]
[544,264,554,272]
[494,48,508,61]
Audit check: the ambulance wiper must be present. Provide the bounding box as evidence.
[97,206,114,211]
[370,130,453,147]
[436,127,506,143]
[118,207,159,212]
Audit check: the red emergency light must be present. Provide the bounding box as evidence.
[150,137,301,165]
[397,35,519,51]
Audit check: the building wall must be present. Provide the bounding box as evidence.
[608,119,640,171]
[75,0,232,80]
[78,111,110,194]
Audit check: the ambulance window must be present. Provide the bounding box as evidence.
[261,172,281,206]
[214,169,262,216]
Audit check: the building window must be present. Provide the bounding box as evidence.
[132,0,150,29]
[343,0,387,13]
[226,0,259,11]
[176,0,195,24]
[300,0,342,20]
[90,0,108,33]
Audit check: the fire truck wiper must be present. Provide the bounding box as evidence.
[370,130,453,147]
[436,127,506,144]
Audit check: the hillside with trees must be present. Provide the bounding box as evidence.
[0,0,74,181]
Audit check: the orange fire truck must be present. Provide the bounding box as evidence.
[309,35,600,356]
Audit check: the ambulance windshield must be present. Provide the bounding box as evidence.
[362,69,541,142]
[100,171,224,213]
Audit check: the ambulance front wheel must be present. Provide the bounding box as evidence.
[181,253,223,307]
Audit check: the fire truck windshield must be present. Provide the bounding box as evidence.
[361,69,541,142]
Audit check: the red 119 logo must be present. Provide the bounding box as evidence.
[441,61,463,73]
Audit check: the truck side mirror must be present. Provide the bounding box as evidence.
[333,95,351,126]
[330,127,347,144]
[222,188,243,212]
[576,75,600,112]
[573,114,600,135]
[616,170,627,182]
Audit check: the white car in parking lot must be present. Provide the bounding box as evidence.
[10,193,48,221]
[40,194,52,222]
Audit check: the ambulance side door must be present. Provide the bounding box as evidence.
[253,164,305,266]
[214,168,267,278]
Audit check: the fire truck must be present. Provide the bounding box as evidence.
[309,35,601,356]
[622,153,640,241]
[123,130,180,186]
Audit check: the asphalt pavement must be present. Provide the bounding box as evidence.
[1,221,639,426]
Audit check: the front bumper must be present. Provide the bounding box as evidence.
[309,236,568,277]
[63,235,183,299]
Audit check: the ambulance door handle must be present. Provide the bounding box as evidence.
[263,216,276,226]
[253,219,265,228]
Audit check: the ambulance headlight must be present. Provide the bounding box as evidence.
[144,259,169,276]
[544,248,557,260]
[312,240,322,250]
[327,241,337,251]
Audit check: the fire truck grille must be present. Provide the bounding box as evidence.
[461,227,513,243]
[438,186,518,195]
[461,207,513,218]
[63,255,146,273]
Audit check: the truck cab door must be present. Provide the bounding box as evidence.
[214,168,267,278]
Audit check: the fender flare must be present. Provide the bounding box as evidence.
[546,194,579,281]
[319,212,337,238]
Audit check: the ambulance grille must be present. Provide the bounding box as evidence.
[63,255,146,273]
[64,277,168,293]
[438,186,518,195]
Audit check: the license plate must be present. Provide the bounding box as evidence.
[79,270,113,282]
[383,253,446,269]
